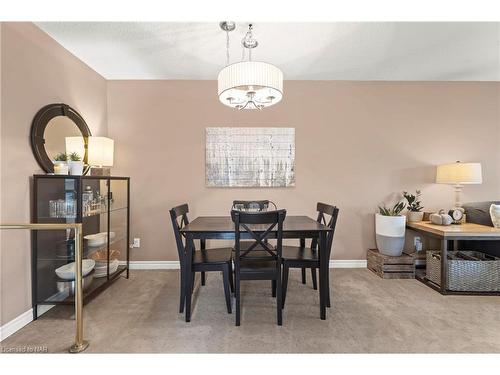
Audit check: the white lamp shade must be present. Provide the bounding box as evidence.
[65,136,86,160]
[436,162,482,184]
[88,137,114,167]
[218,61,283,109]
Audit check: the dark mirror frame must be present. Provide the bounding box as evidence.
[30,103,92,174]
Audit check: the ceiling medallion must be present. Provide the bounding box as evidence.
[217,23,283,110]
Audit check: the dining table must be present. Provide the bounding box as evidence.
[180,215,332,322]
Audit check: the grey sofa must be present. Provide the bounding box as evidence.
[461,201,500,257]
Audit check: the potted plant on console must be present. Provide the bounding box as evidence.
[403,190,424,222]
[53,152,69,175]
[68,152,84,176]
[376,200,406,256]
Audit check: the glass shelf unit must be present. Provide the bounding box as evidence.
[31,175,130,319]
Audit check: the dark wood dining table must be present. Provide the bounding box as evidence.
[180,215,332,322]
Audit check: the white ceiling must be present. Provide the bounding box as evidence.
[36,22,500,81]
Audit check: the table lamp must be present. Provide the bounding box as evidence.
[88,136,114,176]
[436,161,482,208]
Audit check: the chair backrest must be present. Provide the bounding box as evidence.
[311,202,339,252]
[169,203,190,263]
[232,200,277,212]
[231,209,286,263]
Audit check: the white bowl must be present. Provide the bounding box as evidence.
[84,232,116,247]
[93,259,119,278]
[55,259,95,280]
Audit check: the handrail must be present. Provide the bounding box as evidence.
[0,223,88,353]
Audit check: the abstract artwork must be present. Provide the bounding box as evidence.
[206,127,295,187]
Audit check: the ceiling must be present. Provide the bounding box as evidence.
[36,22,500,81]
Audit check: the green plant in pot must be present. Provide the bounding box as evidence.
[403,190,424,222]
[375,200,406,256]
[68,152,84,176]
[53,152,69,175]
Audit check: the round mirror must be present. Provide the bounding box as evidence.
[31,103,91,174]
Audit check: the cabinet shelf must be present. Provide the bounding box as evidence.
[32,175,130,318]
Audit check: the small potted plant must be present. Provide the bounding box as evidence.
[53,152,69,175]
[403,190,424,222]
[375,200,406,256]
[68,152,84,175]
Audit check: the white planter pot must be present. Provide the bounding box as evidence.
[407,211,424,222]
[53,161,69,175]
[68,160,84,175]
[375,213,406,257]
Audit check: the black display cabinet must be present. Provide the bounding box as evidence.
[31,175,130,319]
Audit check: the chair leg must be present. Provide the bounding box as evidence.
[191,272,195,295]
[326,268,331,308]
[311,268,318,290]
[301,268,306,284]
[179,268,185,314]
[222,265,232,314]
[235,272,241,326]
[272,279,277,297]
[282,264,289,307]
[201,271,206,286]
[228,261,234,293]
[276,269,283,326]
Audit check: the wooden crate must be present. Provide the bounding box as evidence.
[367,249,415,279]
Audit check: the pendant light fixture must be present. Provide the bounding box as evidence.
[218,22,283,110]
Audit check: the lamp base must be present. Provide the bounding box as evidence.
[90,167,111,176]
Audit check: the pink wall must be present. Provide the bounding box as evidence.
[107,80,500,263]
[0,23,108,325]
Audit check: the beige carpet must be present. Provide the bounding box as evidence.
[2,269,500,353]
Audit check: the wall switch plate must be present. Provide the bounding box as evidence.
[133,238,141,248]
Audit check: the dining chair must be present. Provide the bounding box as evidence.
[231,200,278,297]
[281,202,339,308]
[231,208,286,326]
[170,203,234,315]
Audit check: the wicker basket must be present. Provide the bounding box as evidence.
[426,251,500,292]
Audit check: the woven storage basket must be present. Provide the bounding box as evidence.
[427,251,500,292]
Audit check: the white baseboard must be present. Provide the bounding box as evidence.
[330,259,367,268]
[122,260,367,270]
[0,305,54,342]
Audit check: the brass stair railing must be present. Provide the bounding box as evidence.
[0,223,88,353]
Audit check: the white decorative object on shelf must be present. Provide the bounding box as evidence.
[84,232,116,247]
[407,211,424,222]
[206,127,295,187]
[68,160,84,175]
[53,161,69,175]
[55,259,95,280]
[375,213,406,257]
[490,204,500,228]
[93,259,119,278]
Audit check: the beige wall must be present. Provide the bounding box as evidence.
[0,22,107,325]
[107,80,500,262]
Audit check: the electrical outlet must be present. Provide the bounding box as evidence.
[133,238,141,248]
[413,236,422,251]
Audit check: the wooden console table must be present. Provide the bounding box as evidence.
[406,221,500,295]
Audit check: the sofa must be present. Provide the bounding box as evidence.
[461,201,500,257]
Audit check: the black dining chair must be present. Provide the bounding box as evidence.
[232,209,286,326]
[170,203,234,315]
[281,202,339,308]
[232,200,278,297]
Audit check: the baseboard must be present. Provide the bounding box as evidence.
[121,260,367,270]
[120,261,180,270]
[330,259,367,268]
[0,305,54,342]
